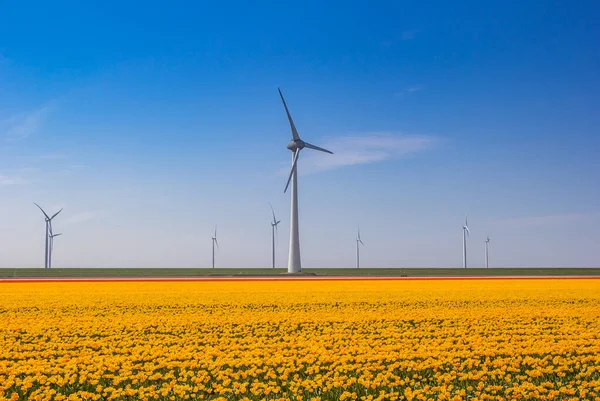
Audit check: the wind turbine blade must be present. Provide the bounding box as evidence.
[278,88,300,141]
[359,239,364,246]
[34,203,50,220]
[304,142,333,154]
[466,226,470,235]
[284,150,300,193]
[215,238,219,248]
[51,208,63,220]
[276,220,281,225]
[269,203,277,224]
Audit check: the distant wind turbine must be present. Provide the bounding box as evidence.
[269,203,281,269]
[462,217,470,269]
[485,236,491,269]
[279,88,333,273]
[34,203,63,269]
[356,227,364,269]
[212,226,219,269]
[49,225,62,269]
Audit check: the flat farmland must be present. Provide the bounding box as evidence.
[1,279,600,400]
[1,267,600,278]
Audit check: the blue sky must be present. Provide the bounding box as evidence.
[1,0,599,268]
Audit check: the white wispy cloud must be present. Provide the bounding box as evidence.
[64,211,101,225]
[381,30,421,47]
[1,104,53,140]
[0,174,28,186]
[284,133,437,175]
[39,154,67,160]
[394,85,423,97]
[490,212,599,229]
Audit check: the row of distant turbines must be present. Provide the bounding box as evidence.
[33,203,492,270]
[32,88,493,271]
[208,213,492,270]
[461,217,491,269]
[223,87,492,270]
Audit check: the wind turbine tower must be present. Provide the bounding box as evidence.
[213,226,219,269]
[356,227,364,269]
[49,227,62,269]
[279,88,333,273]
[269,203,281,269]
[34,203,63,269]
[485,236,490,268]
[462,217,470,269]
[211,226,219,269]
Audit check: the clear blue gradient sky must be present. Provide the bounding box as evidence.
[1,0,599,268]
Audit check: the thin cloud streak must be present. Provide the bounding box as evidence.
[490,212,599,229]
[0,174,28,186]
[2,104,53,140]
[393,85,423,97]
[64,211,101,225]
[293,133,437,175]
[380,30,420,47]
[39,154,67,160]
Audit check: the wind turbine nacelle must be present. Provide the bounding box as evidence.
[287,140,305,151]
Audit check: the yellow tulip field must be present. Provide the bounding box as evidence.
[1,278,600,401]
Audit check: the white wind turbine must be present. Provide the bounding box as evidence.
[211,226,219,269]
[34,203,63,269]
[485,236,490,269]
[49,225,62,270]
[356,226,364,269]
[462,217,470,269]
[269,203,281,269]
[279,88,333,273]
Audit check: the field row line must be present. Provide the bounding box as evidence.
[1,275,600,283]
